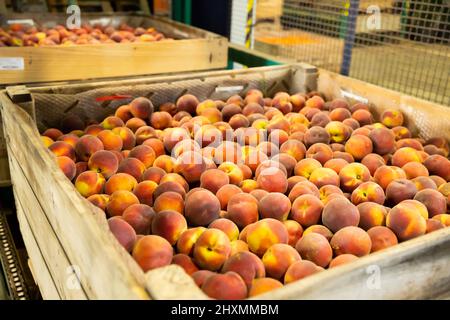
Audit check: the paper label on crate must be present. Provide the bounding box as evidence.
[0,58,25,71]
[215,85,245,93]
[7,19,35,26]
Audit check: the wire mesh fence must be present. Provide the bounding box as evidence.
[254,0,450,106]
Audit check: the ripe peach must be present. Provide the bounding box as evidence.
[217,162,244,185]
[159,173,189,193]
[108,217,136,252]
[345,135,373,161]
[209,219,239,241]
[221,251,265,289]
[43,128,63,140]
[342,118,360,130]
[367,226,398,252]
[238,163,253,180]
[412,176,437,191]
[142,138,164,157]
[193,228,231,271]
[310,112,331,127]
[128,145,155,168]
[106,190,139,216]
[305,95,325,109]
[368,127,395,155]
[329,254,359,268]
[74,135,104,161]
[97,130,123,152]
[153,181,186,200]
[272,154,297,177]
[74,161,88,179]
[325,121,351,143]
[352,109,373,126]
[339,163,371,192]
[259,193,291,221]
[87,194,109,211]
[324,158,349,175]
[117,157,145,181]
[151,210,187,245]
[129,97,153,119]
[239,179,258,193]
[414,189,446,217]
[115,104,133,122]
[381,109,403,128]
[309,167,340,188]
[172,254,199,275]
[386,200,427,241]
[361,153,385,176]
[262,243,301,280]
[246,218,289,256]
[153,191,184,214]
[56,156,76,180]
[84,124,104,136]
[357,202,387,230]
[176,94,199,115]
[432,214,450,227]
[112,126,136,150]
[330,107,351,121]
[283,220,303,247]
[132,235,173,272]
[57,133,80,148]
[255,160,287,178]
[351,181,385,205]
[426,219,445,233]
[296,232,332,268]
[75,171,105,197]
[386,179,417,205]
[306,143,333,165]
[304,126,330,147]
[423,155,450,181]
[41,136,54,148]
[396,138,424,151]
[88,150,119,179]
[248,278,283,297]
[49,141,76,161]
[322,197,360,232]
[201,271,247,300]
[216,184,242,210]
[226,193,259,228]
[176,227,206,255]
[374,165,406,190]
[256,167,288,193]
[288,181,320,202]
[294,158,322,179]
[287,176,307,193]
[101,116,124,130]
[284,260,322,284]
[330,226,372,257]
[291,194,324,227]
[153,155,176,173]
[122,204,154,235]
[185,189,221,226]
[391,147,425,168]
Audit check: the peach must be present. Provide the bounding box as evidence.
[133,125,156,144]
[330,107,351,121]
[322,197,360,232]
[43,128,63,140]
[330,226,372,257]
[122,204,154,235]
[117,157,146,181]
[306,143,333,165]
[153,191,184,214]
[97,130,123,152]
[342,118,360,130]
[412,176,437,191]
[217,162,244,186]
[129,97,154,119]
[258,193,291,221]
[425,137,449,157]
[396,138,424,151]
[392,147,425,168]
[325,121,351,143]
[324,158,349,175]
[238,164,253,180]
[185,189,221,226]
[288,181,320,202]
[216,184,242,210]
[75,135,104,161]
[240,179,259,193]
[339,163,371,192]
[304,126,330,147]
[381,109,403,128]
[248,278,283,297]
[84,124,104,136]
[151,210,187,245]
[357,202,387,230]
[262,243,301,280]
[214,141,242,164]
[426,219,445,233]
[176,94,199,115]
[153,181,186,200]
[105,173,138,195]
[272,94,293,114]
[56,156,76,180]
[267,116,290,133]
[115,104,133,122]
[391,126,411,141]
[88,150,118,179]
[367,226,398,252]
[176,227,206,255]
[101,116,124,130]
[112,126,136,150]
[361,153,385,176]
[351,181,385,205]
[221,104,242,122]
[150,111,172,130]
[229,114,249,129]
[242,149,268,173]
[291,194,324,227]
[106,190,139,216]
[345,135,373,161]
[159,173,189,193]
[431,176,447,189]
[374,165,406,190]
[283,220,303,247]
[172,254,199,275]
[294,158,322,179]
[256,167,288,193]
[287,176,307,193]
[424,155,450,181]
[284,260,322,284]
[305,95,324,109]
[296,232,332,268]
[193,228,231,271]
[201,271,247,300]
[87,194,109,211]
[142,138,164,157]
[41,136,54,148]
[309,167,340,188]
[75,171,105,197]
[227,193,259,228]
[329,254,359,268]
[310,112,331,127]
[333,151,354,163]
[256,141,280,157]
[249,189,269,202]
[414,189,446,217]
[272,154,297,177]
[246,218,289,256]
[108,217,136,252]
[268,129,289,145]
[319,184,344,201]
[255,160,287,178]
[153,155,176,173]
[209,218,239,241]
[57,133,80,148]
[352,109,373,126]
[386,200,427,241]
[432,214,450,227]
[386,179,417,205]
[221,251,265,289]
[127,145,155,168]
[49,141,76,161]
[75,161,88,179]
[132,235,173,272]
[368,127,395,155]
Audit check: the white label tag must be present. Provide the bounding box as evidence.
[7,19,35,26]
[215,85,244,93]
[0,58,25,71]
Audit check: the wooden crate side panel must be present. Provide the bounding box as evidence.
[253,227,450,299]
[15,200,60,300]
[8,150,88,299]
[1,95,148,300]
[0,38,227,85]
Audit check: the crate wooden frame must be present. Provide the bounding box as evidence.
[0,12,228,85]
[1,64,449,299]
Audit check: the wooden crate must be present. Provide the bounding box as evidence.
[0,12,228,85]
[1,64,449,299]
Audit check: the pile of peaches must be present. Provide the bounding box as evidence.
[40,89,450,299]
[0,22,167,47]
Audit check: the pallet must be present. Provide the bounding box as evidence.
[0,12,228,85]
[1,64,449,299]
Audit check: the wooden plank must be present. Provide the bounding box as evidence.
[253,227,450,299]
[8,150,88,299]
[1,94,149,300]
[14,198,61,300]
